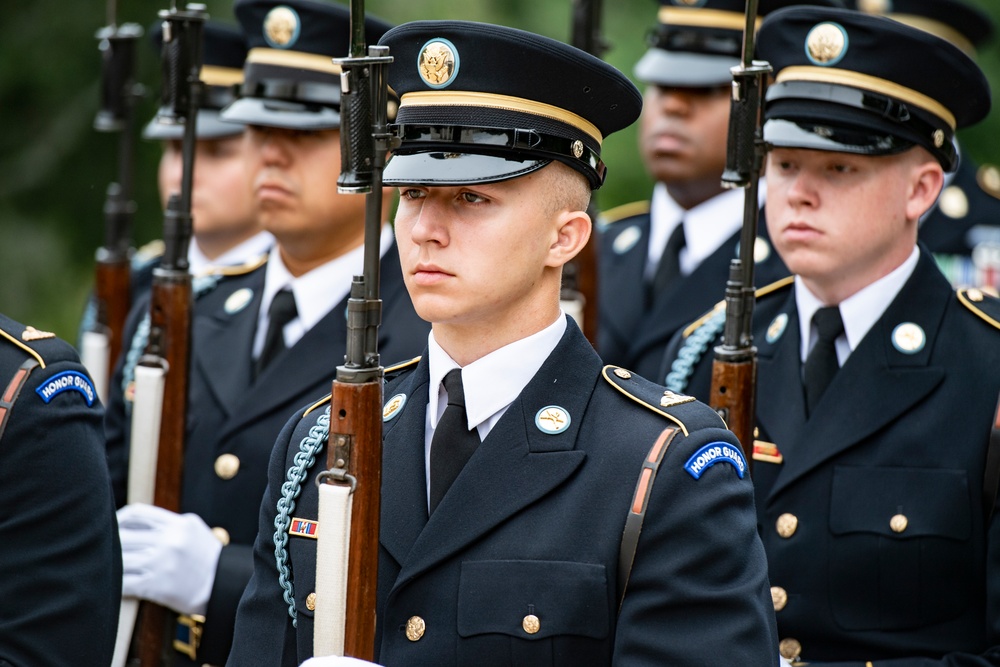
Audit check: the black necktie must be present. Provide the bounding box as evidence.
[651,221,687,297]
[803,305,845,416]
[429,369,479,513]
[255,288,297,378]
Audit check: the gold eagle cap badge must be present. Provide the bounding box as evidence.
[418,39,459,89]
[806,22,848,66]
[263,5,300,49]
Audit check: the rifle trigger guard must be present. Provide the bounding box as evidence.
[316,468,357,494]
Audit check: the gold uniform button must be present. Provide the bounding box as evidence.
[779,637,802,661]
[406,616,425,642]
[968,288,985,302]
[211,527,231,546]
[522,614,540,634]
[776,513,799,538]
[306,592,317,611]
[890,513,908,533]
[771,586,788,612]
[214,453,240,480]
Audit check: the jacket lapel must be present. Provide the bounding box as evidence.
[390,322,594,587]
[599,215,651,353]
[379,359,432,568]
[768,251,949,499]
[755,292,806,454]
[192,270,264,419]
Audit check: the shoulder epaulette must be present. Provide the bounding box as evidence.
[602,365,728,436]
[682,275,794,339]
[977,164,1000,201]
[385,356,421,375]
[195,253,268,279]
[958,288,1000,331]
[132,240,165,269]
[303,394,332,418]
[0,325,49,369]
[302,356,422,419]
[598,200,650,227]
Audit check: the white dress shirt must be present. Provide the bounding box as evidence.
[796,246,920,366]
[252,225,394,358]
[188,231,274,277]
[422,313,568,505]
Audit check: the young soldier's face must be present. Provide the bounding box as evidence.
[765,147,937,302]
[159,135,259,246]
[393,166,579,333]
[244,126,367,257]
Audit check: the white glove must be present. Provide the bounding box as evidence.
[117,503,223,616]
[300,658,382,667]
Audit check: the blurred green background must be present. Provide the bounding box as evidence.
[2,0,1000,340]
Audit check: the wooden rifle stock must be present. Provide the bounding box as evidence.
[130,4,205,662]
[329,377,383,659]
[93,19,143,384]
[708,0,769,473]
[135,268,193,666]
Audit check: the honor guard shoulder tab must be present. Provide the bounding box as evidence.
[602,365,726,436]
[598,200,650,229]
[958,288,1000,330]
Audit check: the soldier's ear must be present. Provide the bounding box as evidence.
[905,153,945,223]
[546,208,591,269]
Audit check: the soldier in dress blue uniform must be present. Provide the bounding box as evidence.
[105,2,428,664]
[0,315,121,665]
[227,20,779,667]
[597,0,812,381]
[663,6,1000,664]
[80,21,273,346]
[847,0,1000,293]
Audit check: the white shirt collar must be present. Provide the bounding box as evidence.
[254,225,393,356]
[426,313,568,436]
[796,246,920,364]
[188,231,274,277]
[647,181,765,278]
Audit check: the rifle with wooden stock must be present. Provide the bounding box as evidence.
[566,0,608,345]
[114,5,206,665]
[312,0,393,659]
[85,0,143,404]
[708,0,770,473]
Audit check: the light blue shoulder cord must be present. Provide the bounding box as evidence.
[664,309,726,393]
[122,274,221,414]
[273,405,330,626]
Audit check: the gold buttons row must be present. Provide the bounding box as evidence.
[400,613,542,642]
[776,512,909,537]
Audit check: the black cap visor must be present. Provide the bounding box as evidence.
[383,124,606,188]
[634,48,738,87]
[221,96,341,131]
[764,81,957,170]
[142,109,244,140]
[384,151,549,187]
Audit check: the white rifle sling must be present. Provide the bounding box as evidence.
[80,330,111,405]
[313,481,354,656]
[112,362,168,667]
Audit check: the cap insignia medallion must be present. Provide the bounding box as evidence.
[264,6,300,49]
[806,22,848,67]
[418,38,459,89]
